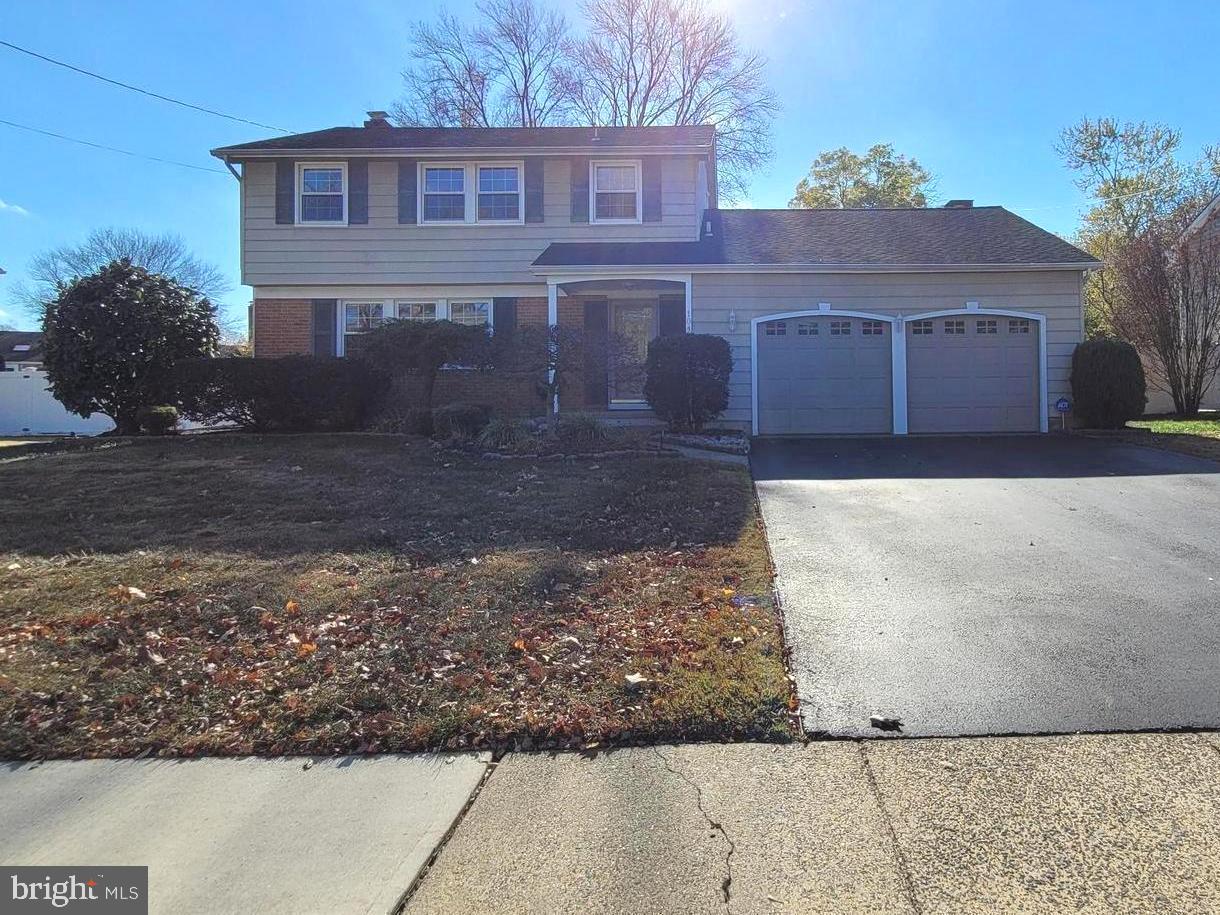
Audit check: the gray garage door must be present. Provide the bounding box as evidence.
[756,316,892,434]
[906,315,1039,433]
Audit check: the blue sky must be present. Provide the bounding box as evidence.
[2,0,1219,332]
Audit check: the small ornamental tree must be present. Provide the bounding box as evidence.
[1070,337,1147,428]
[643,333,732,432]
[42,259,220,434]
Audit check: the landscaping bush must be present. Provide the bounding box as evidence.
[477,417,535,452]
[432,402,493,440]
[553,412,610,449]
[643,334,732,432]
[138,405,179,435]
[178,356,386,432]
[1070,338,1147,428]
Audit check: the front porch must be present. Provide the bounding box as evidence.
[544,274,692,415]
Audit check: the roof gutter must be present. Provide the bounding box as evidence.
[532,261,1102,276]
[211,144,713,161]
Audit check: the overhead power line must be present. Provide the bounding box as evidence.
[0,118,227,175]
[0,38,293,133]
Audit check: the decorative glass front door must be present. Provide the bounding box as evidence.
[610,302,657,403]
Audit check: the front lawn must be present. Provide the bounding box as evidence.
[1124,416,1220,462]
[0,435,793,758]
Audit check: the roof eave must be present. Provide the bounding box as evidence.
[533,261,1101,275]
[211,143,713,161]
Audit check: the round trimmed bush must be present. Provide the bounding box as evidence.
[1070,338,1146,428]
[643,334,732,432]
[432,403,493,440]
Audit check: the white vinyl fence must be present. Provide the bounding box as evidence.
[0,369,113,435]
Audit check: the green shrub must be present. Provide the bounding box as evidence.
[553,412,610,449]
[1070,338,1146,428]
[432,403,493,440]
[643,334,732,432]
[177,356,386,432]
[477,417,534,452]
[138,405,179,435]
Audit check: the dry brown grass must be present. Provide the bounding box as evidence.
[0,434,793,758]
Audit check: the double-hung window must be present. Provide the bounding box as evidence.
[477,166,520,221]
[449,300,491,327]
[420,163,523,224]
[423,166,466,222]
[298,164,346,223]
[396,302,438,321]
[592,161,641,222]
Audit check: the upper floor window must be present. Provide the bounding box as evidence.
[423,166,466,222]
[420,162,524,225]
[592,161,641,223]
[477,166,520,221]
[299,164,346,223]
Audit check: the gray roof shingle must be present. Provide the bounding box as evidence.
[213,125,715,156]
[534,207,1099,269]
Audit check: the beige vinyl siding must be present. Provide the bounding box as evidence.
[690,270,1087,428]
[241,156,700,286]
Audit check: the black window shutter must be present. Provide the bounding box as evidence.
[312,300,337,357]
[398,159,417,224]
[348,159,369,224]
[275,159,295,224]
[493,297,517,334]
[642,158,663,222]
[582,298,609,406]
[570,157,590,223]
[524,158,544,223]
[659,294,686,336]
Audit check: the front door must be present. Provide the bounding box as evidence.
[610,301,657,403]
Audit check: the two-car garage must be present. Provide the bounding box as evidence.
[754,311,1043,436]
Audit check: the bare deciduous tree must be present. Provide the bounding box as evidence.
[14,227,229,321]
[1110,223,1220,415]
[393,0,570,128]
[393,0,776,200]
[568,0,775,201]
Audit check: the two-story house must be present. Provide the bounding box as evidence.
[212,113,1099,435]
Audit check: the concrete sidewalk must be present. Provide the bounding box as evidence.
[406,733,1220,914]
[0,753,489,915]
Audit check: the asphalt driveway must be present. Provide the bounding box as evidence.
[751,436,1220,738]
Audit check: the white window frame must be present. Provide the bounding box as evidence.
[335,297,497,356]
[418,162,525,226]
[341,300,386,338]
[590,159,643,224]
[395,300,440,322]
[447,299,495,329]
[297,162,347,225]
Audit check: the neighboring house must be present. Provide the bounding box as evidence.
[1143,193,1220,414]
[211,113,1099,435]
[0,332,113,435]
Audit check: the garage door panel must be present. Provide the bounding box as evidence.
[906,317,1038,434]
[757,317,892,435]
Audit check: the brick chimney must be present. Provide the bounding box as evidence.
[364,110,391,128]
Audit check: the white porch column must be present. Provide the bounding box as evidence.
[684,276,693,332]
[547,281,559,415]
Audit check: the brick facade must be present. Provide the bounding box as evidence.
[249,294,616,415]
[252,300,312,357]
